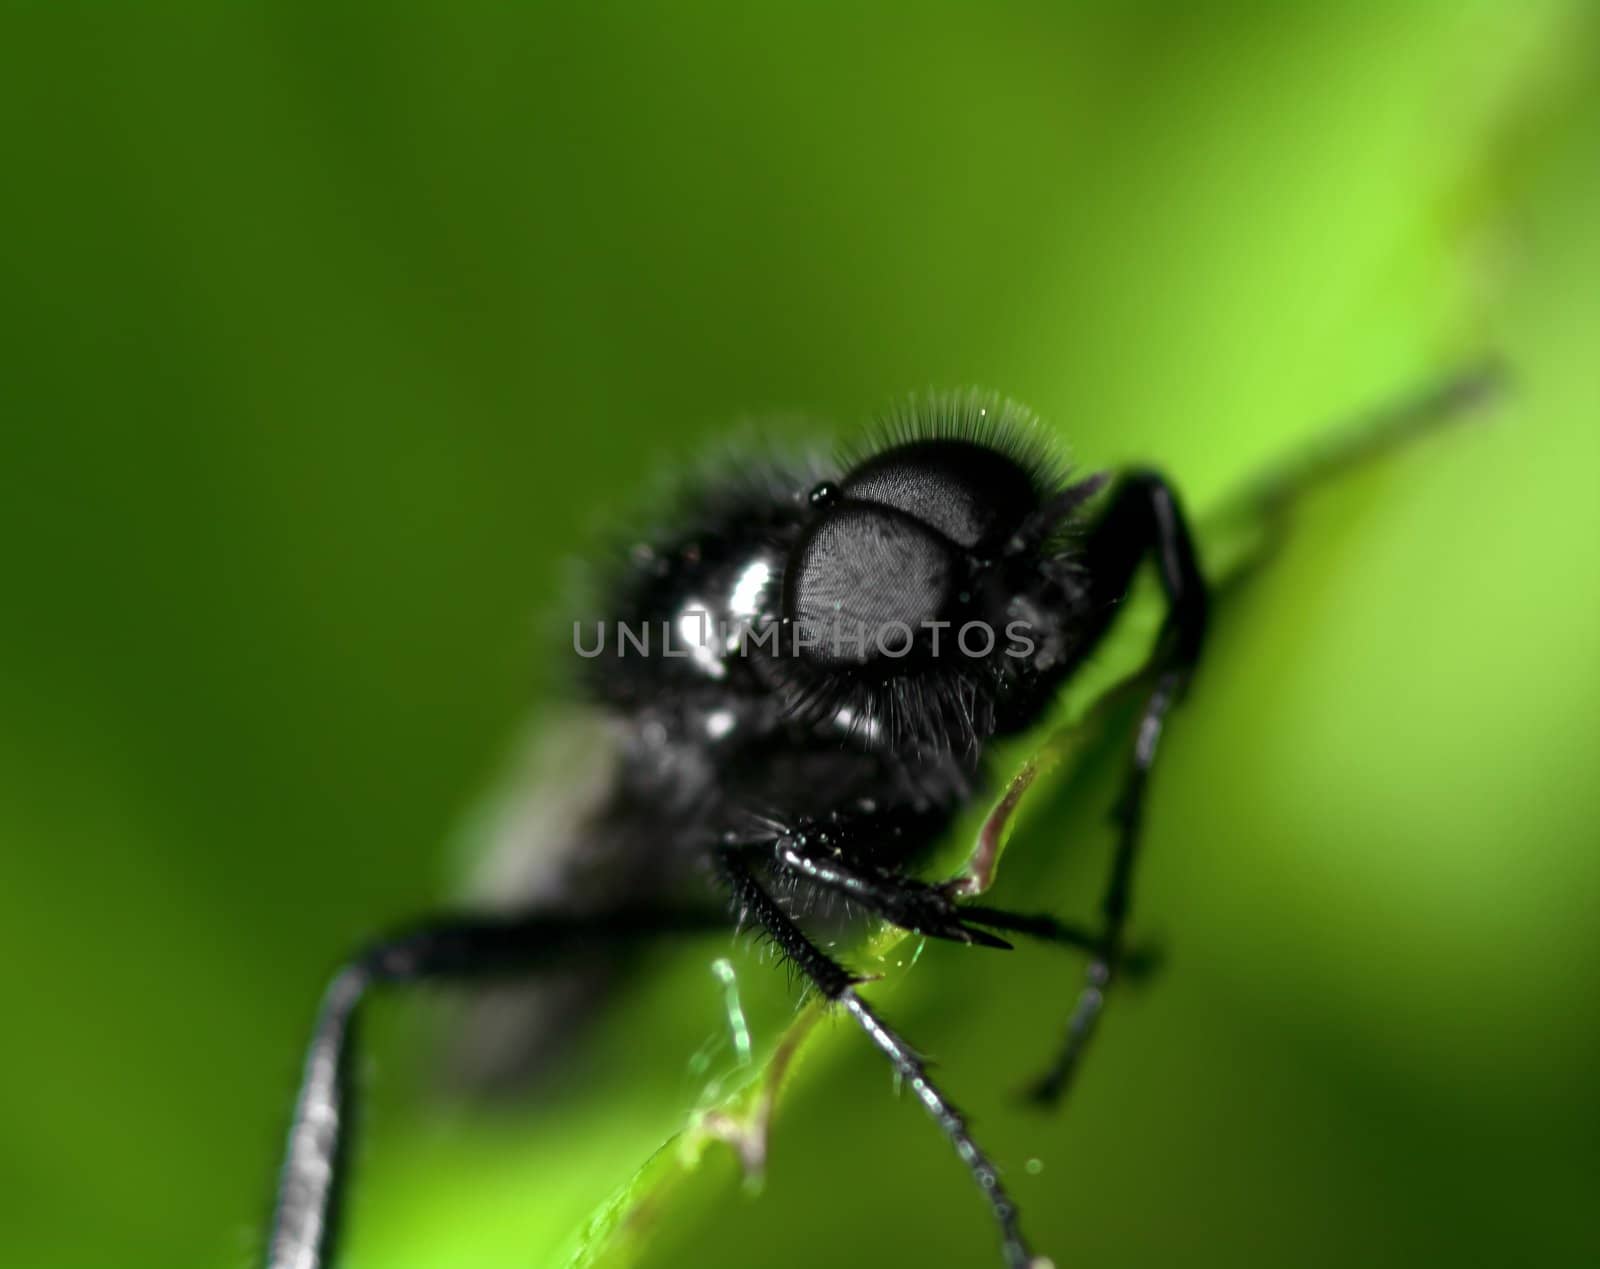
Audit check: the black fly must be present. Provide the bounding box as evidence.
[263,378,1496,1269]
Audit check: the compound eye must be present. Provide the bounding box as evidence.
[842,440,1037,549]
[784,504,953,667]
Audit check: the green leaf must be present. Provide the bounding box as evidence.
[556,366,1508,1269]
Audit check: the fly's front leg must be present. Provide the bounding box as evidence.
[726,807,1102,954]
[1026,469,1208,1106]
[717,847,1042,1269]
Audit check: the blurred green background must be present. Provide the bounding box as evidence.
[2,4,1597,1268]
